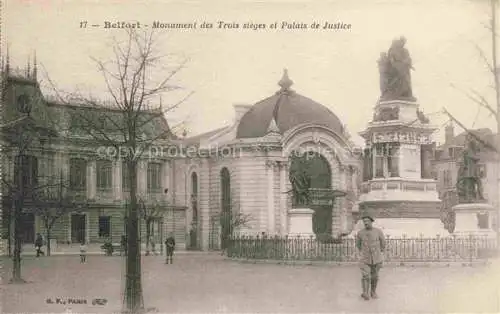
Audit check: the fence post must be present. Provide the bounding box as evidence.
[385,234,390,262]
[468,233,474,266]
[402,234,407,265]
[436,234,440,261]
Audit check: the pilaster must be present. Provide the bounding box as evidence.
[199,159,211,250]
[265,160,277,234]
[168,160,175,203]
[113,160,122,200]
[278,160,288,235]
[86,160,96,200]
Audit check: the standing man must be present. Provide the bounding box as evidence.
[35,233,44,257]
[165,233,175,264]
[356,215,386,300]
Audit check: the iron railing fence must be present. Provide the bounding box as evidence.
[227,234,498,263]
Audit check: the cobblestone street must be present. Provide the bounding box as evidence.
[2,254,500,313]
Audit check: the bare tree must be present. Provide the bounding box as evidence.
[1,118,56,283]
[212,196,253,253]
[46,29,191,313]
[31,173,89,256]
[440,190,459,233]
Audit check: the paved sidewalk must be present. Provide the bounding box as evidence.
[3,254,500,313]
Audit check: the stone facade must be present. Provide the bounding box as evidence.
[2,66,362,251]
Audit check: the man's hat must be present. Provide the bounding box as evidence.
[361,215,374,222]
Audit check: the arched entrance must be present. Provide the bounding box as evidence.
[289,152,332,235]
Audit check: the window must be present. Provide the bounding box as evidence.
[191,172,198,223]
[96,160,112,190]
[362,148,372,181]
[373,143,399,178]
[220,168,231,212]
[14,155,38,189]
[448,147,454,159]
[374,145,385,178]
[387,144,399,177]
[220,168,231,248]
[477,213,489,229]
[70,158,87,191]
[147,162,161,192]
[98,216,111,237]
[122,161,130,191]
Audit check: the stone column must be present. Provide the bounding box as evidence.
[113,160,122,201]
[332,164,344,234]
[86,160,96,200]
[279,161,288,235]
[266,160,276,234]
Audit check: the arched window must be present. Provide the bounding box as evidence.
[191,172,198,222]
[220,167,231,249]
[220,168,231,213]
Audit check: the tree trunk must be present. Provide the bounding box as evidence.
[11,202,23,283]
[11,155,25,283]
[123,159,144,313]
[145,218,151,256]
[7,210,12,257]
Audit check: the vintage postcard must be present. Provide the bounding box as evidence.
[1,0,500,313]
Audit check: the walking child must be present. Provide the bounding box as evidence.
[80,241,87,263]
[165,233,175,264]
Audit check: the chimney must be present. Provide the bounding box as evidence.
[445,122,454,144]
[233,103,252,123]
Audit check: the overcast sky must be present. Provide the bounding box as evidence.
[3,0,498,145]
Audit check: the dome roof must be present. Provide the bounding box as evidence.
[236,70,345,139]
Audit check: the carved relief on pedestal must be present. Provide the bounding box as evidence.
[371,130,432,145]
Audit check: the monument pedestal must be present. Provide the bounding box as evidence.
[287,208,315,237]
[452,203,497,239]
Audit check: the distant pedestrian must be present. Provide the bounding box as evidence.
[80,241,87,263]
[35,233,44,257]
[165,234,175,264]
[356,215,386,300]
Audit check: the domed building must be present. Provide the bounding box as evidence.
[179,70,362,249]
[1,61,362,253]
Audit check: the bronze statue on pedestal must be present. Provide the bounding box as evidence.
[378,36,415,101]
[456,134,485,203]
[288,156,312,206]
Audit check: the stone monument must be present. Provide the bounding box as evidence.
[452,134,496,238]
[356,36,448,237]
